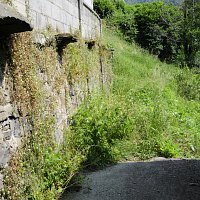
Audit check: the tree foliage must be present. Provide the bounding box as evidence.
[94,0,200,67]
[94,0,115,18]
[125,0,183,5]
[133,2,182,63]
[94,0,125,18]
[181,0,200,67]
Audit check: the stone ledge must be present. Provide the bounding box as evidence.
[0,2,32,35]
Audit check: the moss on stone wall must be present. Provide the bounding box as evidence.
[0,0,12,5]
[0,31,111,199]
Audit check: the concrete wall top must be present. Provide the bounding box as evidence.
[0,0,100,39]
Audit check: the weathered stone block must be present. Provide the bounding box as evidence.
[12,0,27,17]
[0,133,3,144]
[0,174,3,189]
[0,143,9,168]
[0,104,12,122]
[2,123,10,132]
[0,113,8,123]
[13,120,21,138]
[0,104,12,114]
[2,131,12,141]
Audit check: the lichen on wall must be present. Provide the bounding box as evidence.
[0,30,112,199]
[0,0,12,4]
[0,36,23,192]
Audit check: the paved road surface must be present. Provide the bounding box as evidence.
[61,159,200,200]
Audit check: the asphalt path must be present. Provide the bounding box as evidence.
[60,159,200,200]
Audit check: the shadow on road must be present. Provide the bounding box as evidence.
[61,159,200,200]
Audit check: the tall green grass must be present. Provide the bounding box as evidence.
[71,27,200,164]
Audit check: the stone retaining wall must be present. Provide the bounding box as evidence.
[0,0,103,192]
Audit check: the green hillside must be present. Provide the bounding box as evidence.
[101,28,200,160]
[70,27,200,164]
[125,0,183,5]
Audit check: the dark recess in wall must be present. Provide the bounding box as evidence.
[0,3,32,35]
[0,37,11,87]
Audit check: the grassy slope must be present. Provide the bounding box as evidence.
[125,0,183,5]
[3,27,199,200]
[102,28,200,160]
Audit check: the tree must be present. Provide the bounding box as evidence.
[181,0,200,67]
[133,2,181,63]
[94,0,115,18]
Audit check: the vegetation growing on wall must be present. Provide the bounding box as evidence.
[0,31,111,199]
[0,0,12,5]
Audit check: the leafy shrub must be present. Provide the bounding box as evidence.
[133,2,182,63]
[70,95,132,166]
[94,0,126,19]
[112,0,126,11]
[157,139,180,158]
[94,0,115,18]
[175,68,200,101]
[110,9,137,42]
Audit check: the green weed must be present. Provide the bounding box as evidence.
[70,27,199,164]
[70,94,132,166]
[101,27,200,160]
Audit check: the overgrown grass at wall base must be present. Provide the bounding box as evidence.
[70,94,133,166]
[66,28,199,165]
[2,116,87,200]
[62,27,200,166]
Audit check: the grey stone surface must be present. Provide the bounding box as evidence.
[32,33,47,46]
[0,104,12,122]
[61,159,200,200]
[0,0,103,193]
[0,2,32,34]
[10,0,100,39]
[0,112,8,123]
[0,142,10,168]
[0,174,3,189]
[0,102,21,169]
